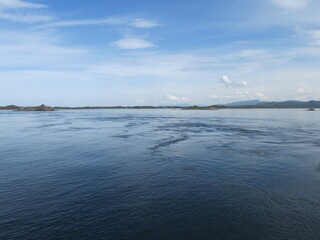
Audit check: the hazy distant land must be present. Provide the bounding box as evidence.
[0,100,319,111]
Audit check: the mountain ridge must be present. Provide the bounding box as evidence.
[222,100,320,108]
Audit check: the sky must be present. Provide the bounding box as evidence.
[1,0,320,106]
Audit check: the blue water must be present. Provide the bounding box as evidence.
[1,109,320,240]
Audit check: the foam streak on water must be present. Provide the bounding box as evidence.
[0,109,320,240]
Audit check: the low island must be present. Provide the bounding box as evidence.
[1,104,55,111]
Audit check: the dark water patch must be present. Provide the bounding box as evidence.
[91,116,135,122]
[38,121,73,128]
[240,148,278,158]
[155,121,270,137]
[207,142,233,152]
[311,140,320,147]
[38,123,67,128]
[125,121,150,128]
[88,115,177,124]
[113,134,133,139]
[155,122,220,134]
[208,144,279,160]
[220,183,254,193]
[67,127,95,131]
[216,126,268,137]
[179,163,208,174]
[149,135,189,151]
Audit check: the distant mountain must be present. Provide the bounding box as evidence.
[223,100,320,108]
[225,100,267,106]
[257,100,320,108]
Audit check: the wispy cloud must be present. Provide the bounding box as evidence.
[0,29,88,68]
[92,54,216,78]
[0,0,46,9]
[268,0,309,9]
[223,49,267,59]
[283,29,320,58]
[0,1,162,28]
[37,17,161,28]
[301,29,320,45]
[0,12,53,23]
[0,0,52,23]
[37,18,123,28]
[130,18,161,28]
[112,37,155,49]
[209,91,267,102]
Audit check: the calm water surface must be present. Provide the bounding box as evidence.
[0,109,320,240]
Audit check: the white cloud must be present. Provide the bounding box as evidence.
[0,0,46,9]
[255,92,267,100]
[165,94,187,101]
[113,37,155,49]
[240,81,248,87]
[220,75,248,88]
[221,75,232,85]
[269,0,309,9]
[37,18,123,28]
[0,12,53,23]
[130,18,161,28]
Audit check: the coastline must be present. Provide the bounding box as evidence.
[0,104,318,111]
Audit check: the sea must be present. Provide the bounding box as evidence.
[0,109,319,240]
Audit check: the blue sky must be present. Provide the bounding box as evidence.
[1,0,320,106]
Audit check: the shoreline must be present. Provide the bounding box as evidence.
[0,104,318,111]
